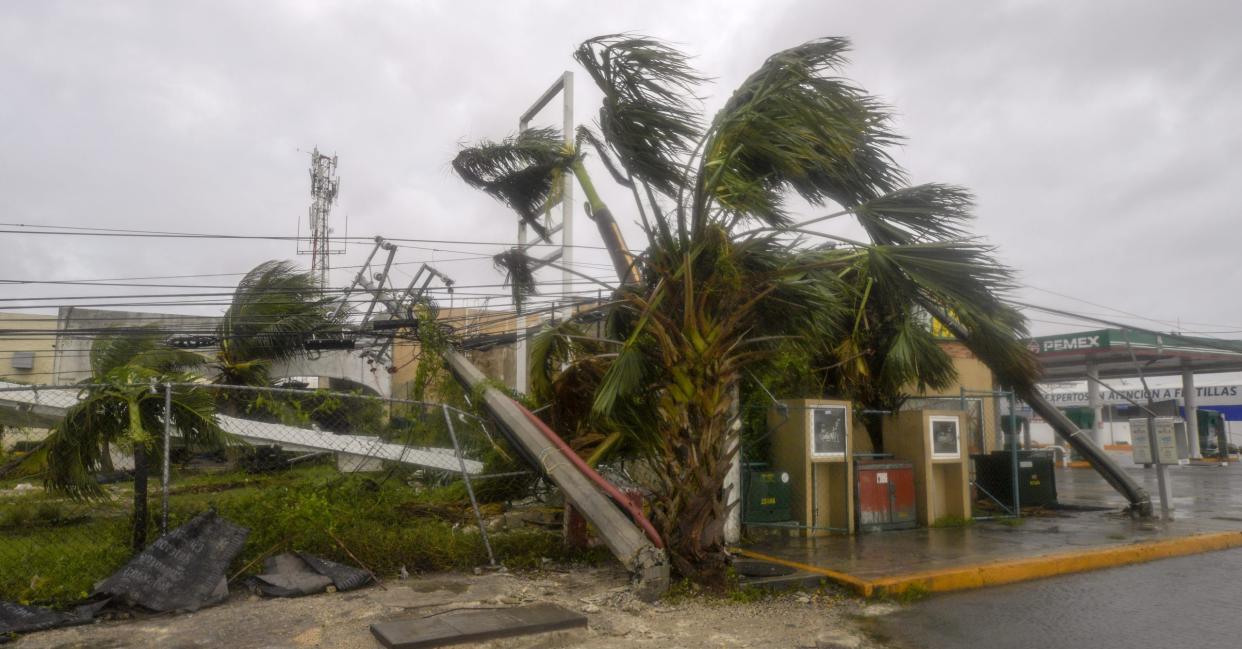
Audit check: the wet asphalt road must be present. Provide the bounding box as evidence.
[876,547,1242,649]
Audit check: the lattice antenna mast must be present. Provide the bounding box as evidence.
[303,147,341,290]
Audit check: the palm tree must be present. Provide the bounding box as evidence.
[214,260,345,387]
[41,332,227,551]
[452,35,1139,583]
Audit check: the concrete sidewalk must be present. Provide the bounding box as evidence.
[737,463,1242,596]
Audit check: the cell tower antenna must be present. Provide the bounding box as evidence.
[299,147,342,290]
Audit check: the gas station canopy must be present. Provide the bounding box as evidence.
[1029,328,1242,381]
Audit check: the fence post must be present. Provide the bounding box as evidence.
[1008,390,1020,518]
[161,382,172,536]
[441,405,496,567]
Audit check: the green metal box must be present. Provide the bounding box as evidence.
[972,451,1058,508]
[743,469,794,523]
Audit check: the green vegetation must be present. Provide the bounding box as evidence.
[885,582,931,604]
[212,260,346,390]
[0,463,604,607]
[38,331,228,551]
[929,515,975,528]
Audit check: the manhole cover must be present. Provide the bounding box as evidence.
[733,559,795,578]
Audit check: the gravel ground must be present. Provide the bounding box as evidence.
[10,566,894,648]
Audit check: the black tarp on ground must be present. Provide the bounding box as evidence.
[246,552,374,598]
[296,553,374,591]
[93,510,249,612]
[0,600,106,639]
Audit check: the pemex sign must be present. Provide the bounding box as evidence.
[1027,330,1110,355]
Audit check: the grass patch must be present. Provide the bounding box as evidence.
[884,582,930,603]
[0,464,604,607]
[993,517,1025,528]
[929,515,974,528]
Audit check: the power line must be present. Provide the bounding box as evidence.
[1023,284,1242,332]
[0,223,615,250]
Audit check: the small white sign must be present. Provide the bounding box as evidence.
[930,415,961,459]
[1153,418,1180,465]
[1130,419,1153,464]
[1129,418,1181,465]
[876,472,889,484]
[809,405,849,460]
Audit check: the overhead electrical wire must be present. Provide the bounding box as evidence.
[0,222,615,251]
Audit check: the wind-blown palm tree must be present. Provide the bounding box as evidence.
[452,35,1143,583]
[41,332,227,551]
[214,260,346,389]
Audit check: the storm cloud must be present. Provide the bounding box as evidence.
[1,0,1238,337]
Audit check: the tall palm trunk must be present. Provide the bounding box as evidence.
[569,160,640,286]
[131,444,150,552]
[649,369,737,588]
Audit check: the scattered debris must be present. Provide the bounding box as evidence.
[0,600,106,637]
[246,552,375,598]
[95,510,249,613]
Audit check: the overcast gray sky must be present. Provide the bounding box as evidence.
[2,0,1240,339]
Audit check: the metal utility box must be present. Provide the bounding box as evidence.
[972,451,1058,508]
[881,410,972,526]
[743,468,794,523]
[768,399,855,535]
[855,460,916,532]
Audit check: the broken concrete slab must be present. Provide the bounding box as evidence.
[369,603,587,648]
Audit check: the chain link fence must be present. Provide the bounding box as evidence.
[0,382,570,607]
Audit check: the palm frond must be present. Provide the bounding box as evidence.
[575,34,704,197]
[863,242,1039,389]
[492,248,538,311]
[592,343,646,416]
[878,311,958,392]
[216,260,341,384]
[852,184,974,245]
[700,37,904,229]
[452,128,577,238]
[528,318,583,402]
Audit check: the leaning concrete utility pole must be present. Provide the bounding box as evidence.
[922,304,1153,517]
[444,348,669,600]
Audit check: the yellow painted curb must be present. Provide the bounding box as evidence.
[732,530,1242,599]
[731,547,875,596]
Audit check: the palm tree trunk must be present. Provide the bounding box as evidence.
[100,440,115,472]
[570,160,641,286]
[131,445,149,552]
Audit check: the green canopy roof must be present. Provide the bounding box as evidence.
[1028,329,1242,381]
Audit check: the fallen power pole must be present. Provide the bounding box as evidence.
[444,348,669,600]
[922,303,1153,517]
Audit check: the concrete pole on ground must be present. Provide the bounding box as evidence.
[1086,363,1103,447]
[1182,364,1201,459]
